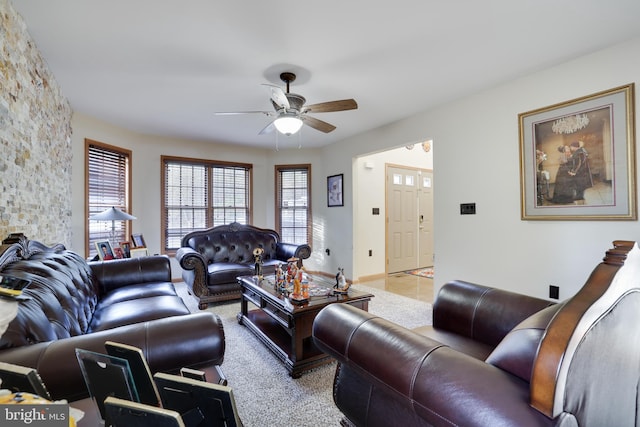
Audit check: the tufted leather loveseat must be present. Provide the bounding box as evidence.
[176,222,311,308]
[0,236,225,402]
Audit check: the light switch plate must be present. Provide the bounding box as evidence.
[460,203,476,215]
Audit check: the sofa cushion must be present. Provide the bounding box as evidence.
[486,303,562,382]
[90,256,172,295]
[88,295,190,332]
[412,325,495,360]
[97,282,178,308]
[207,262,253,285]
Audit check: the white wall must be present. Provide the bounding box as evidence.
[323,36,640,300]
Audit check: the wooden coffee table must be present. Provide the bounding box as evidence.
[237,274,374,378]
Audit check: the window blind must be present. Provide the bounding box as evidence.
[87,143,130,257]
[164,162,209,249]
[162,158,251,251]
[276,166,310,245]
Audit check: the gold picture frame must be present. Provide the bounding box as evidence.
[130,247,149,258]
[519,83,636,220]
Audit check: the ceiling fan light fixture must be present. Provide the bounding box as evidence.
[274,115,303,135]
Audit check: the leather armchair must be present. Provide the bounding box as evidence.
[313,241,640,426]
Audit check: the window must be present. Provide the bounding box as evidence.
[162,156,252,252]
[276,165,311,245]
[86,140,132,258]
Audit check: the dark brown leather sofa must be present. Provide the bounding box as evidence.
[0,236,225,402]
[313,241,640,426]
[176,222,311,308]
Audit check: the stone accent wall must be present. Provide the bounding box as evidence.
[0,0,73,247]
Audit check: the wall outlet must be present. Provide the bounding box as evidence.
[549,285,559,300]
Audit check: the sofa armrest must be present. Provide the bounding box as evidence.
[313,304,553,427]
[433,280,554,347]
[276,242,311,263]
[176,247,209,299]
[0,312,225,401]
[89,255,172,294]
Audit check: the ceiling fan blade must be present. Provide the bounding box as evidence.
[304,99,358,113]
[214,111,273,116]
[301,115,336,133]
[258,120,275,135]
[261,84,290,109]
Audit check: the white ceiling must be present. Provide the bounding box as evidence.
[12,1,640,149]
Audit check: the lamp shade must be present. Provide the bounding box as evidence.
[89,207,136,221]
[274,115,303,135]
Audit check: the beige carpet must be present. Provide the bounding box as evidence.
[187,284,433,427]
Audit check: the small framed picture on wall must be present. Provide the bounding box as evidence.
[327,174,344,207]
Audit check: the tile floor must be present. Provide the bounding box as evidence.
[359,272,434,304]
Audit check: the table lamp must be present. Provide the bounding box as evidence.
[89,206,136,244]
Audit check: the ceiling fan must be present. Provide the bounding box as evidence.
[214,72,358,135]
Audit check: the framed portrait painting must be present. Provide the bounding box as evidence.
[95,240,115,261]
[119,241,131,258]
[519,83,636,220]
[113,247,124,259]
[327,174,344,207]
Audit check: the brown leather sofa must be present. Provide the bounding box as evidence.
[176,222,311,308]
[0,236,225,402]
[313,240,640,426]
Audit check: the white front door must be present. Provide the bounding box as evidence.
[386,165,433,273]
